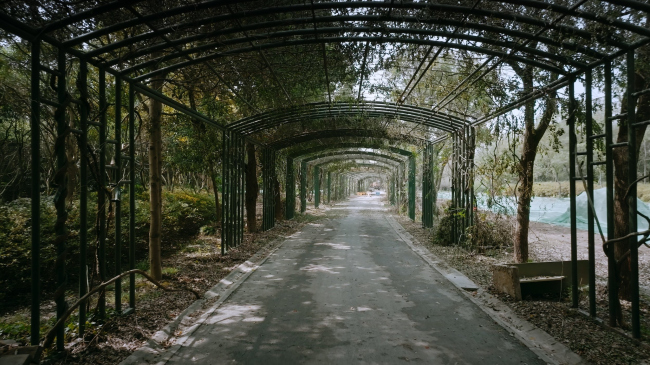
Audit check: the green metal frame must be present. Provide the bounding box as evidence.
[2,0,649,349]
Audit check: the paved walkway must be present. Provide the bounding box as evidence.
[166,196,544,364]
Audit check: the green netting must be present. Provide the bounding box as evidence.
[539,188,650,237]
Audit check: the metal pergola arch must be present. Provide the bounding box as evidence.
[268,129,427,150]
[304,151,408,211]
[2,0,650,353]
[229,101,467,136]
[26,1,643,69]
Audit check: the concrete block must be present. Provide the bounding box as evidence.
[0,354,31,365]
[492,264,521,300]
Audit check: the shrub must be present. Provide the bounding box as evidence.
[432,203,458,245]
[0,189,218,307]
[464,211,514,252]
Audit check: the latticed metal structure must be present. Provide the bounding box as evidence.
[1,0,649,352]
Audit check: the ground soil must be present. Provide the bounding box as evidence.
[396,211,650,365]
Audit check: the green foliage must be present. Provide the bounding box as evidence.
[0,189,217,306]
[432,205,456,246]
[162,191,216,237]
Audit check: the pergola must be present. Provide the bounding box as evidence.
[1,0,648,352]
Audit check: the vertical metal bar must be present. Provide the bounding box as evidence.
[54,47,67,351]
[422,146,426,227]
[286,157,294,219]
[114,78,122,313]
[605,61,617,327]
[569,78,579,308]
[238,136,242,245]
[314,166,320,208]
[586,70,596,317]
[78,59,89,337]
[98,69,107,319]
[627,50,640,339]
[470,127,475,227]
[300,161,307,213]
[409,156,415,220]
[128,83,136,311]
[460,130,464,241]
[221,131,228,254]
[30,39,41,346]
[262,149,267,230]
[236,135,241,246]
[327,171,331,204]
[451,132,457,244]
[271,149,276,228]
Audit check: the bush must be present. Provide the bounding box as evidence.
[0,189,217,307]
[431,202,514,252]
[464,211,514,252]
[432,203,457,245]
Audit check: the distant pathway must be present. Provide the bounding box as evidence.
[165,196,543,364]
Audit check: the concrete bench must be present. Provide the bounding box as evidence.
[492,260,589,300]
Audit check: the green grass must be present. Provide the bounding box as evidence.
[162,267,179,276]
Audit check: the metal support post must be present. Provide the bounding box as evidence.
[408,155,416,221]
[53,47,68,351]
[221,131,230,253]
[114,78,122,313]
[327,171,331,204]
[77,59,89,337]
[569,78,579,308]
[128,83,136,312]
[30,39,41,346]
[314,166,320,208]
[98,70,107,319]
[285,157,295,219]
[300,160,307,213]
[627,50,640,339]
[585,70,596,317]
[605,61,618,327]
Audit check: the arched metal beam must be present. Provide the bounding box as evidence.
[288,142,413,159]
[84,14,606,62]
[320,161,395,172]
[133,35,566,81]
[231,101,467,135]
[299,150,408,165]
[269,129,426,150]
[305,152,403,167]
[102,26,587,74]
[52,1,640,53]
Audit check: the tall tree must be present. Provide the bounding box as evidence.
[508,62,559,263]
[612,44,650,303]
[147,75,166,280]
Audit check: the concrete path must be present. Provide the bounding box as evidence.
[166,196,544,364]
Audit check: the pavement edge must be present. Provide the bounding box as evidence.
[119,234,291,365]
[385,214,587,365]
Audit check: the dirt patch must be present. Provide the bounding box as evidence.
[396,215,650,365]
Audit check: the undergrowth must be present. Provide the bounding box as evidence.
[0,189,216,309]
[432,203,514,254]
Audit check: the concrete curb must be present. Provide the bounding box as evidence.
[119,235,291,365]
[385,215,587,365]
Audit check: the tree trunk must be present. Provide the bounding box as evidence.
[245,142,258,233]
[612,67,650,301]
[148,76,165,281]
[515,152,534,263]
[511,64,558,263]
